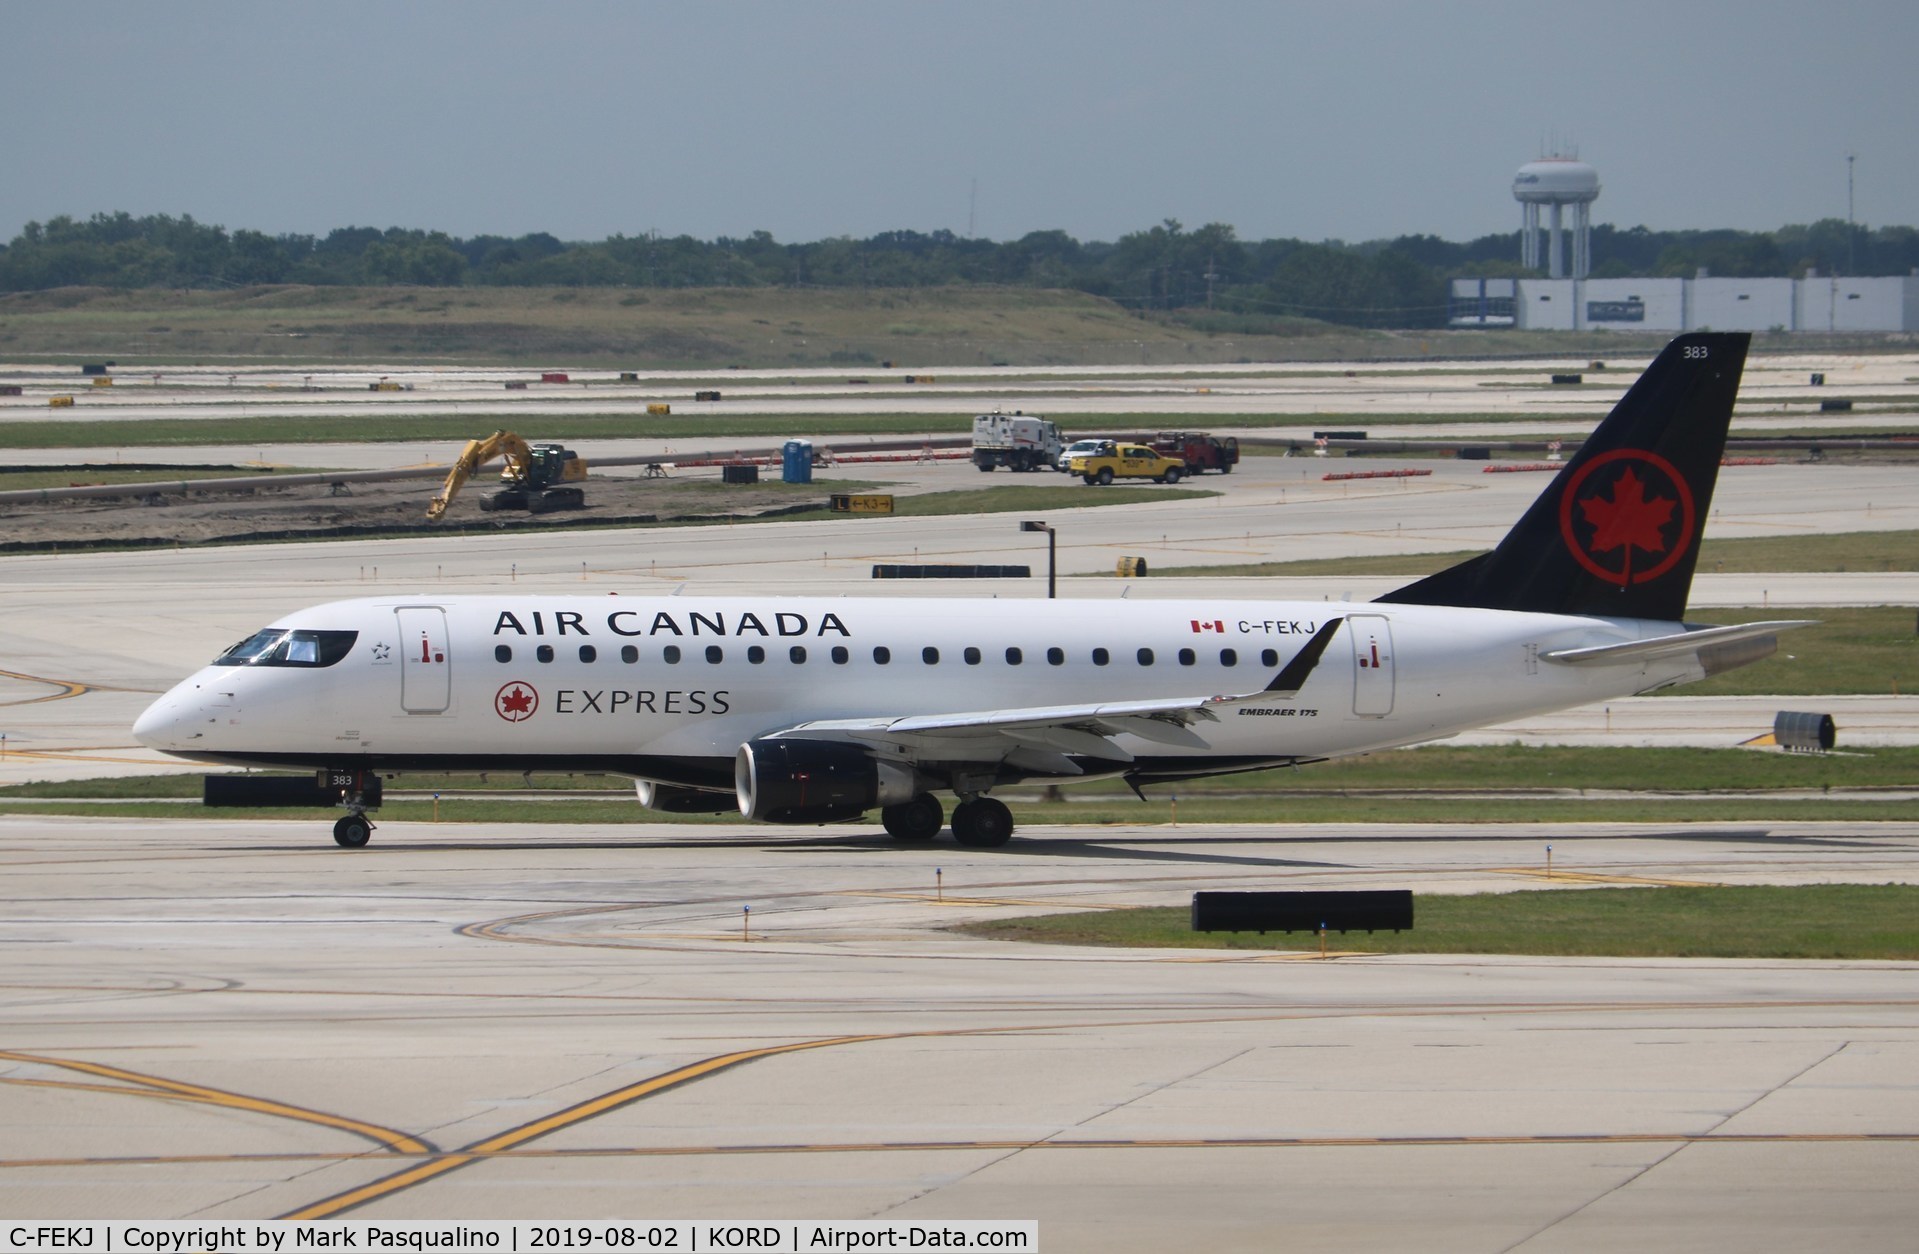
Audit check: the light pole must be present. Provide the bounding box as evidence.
[1020,520,1055,599]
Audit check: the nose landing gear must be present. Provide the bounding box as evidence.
[325,769,382,849]
[333,813,373,848]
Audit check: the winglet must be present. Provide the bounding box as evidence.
[1265,618,1343,694]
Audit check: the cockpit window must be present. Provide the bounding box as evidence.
[214,628,359,668]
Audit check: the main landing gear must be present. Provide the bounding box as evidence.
[951,797,1014,847]
[878,793,1015,847]
[881,794,944,841]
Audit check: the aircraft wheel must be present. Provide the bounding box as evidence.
[1095,468,1114,486]
[881,794,944,841]
[950,797,1014,847]
[333,814,372,848]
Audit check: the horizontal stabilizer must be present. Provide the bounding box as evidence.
[1542,620,1816,667]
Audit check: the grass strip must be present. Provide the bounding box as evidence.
[0,410,1612,451]
[1,796,1914,826]
[954,884,1919,960]
[10,745,1917,800]
[1152,531,1919,578]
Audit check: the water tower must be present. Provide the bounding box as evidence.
[1514,157,1600,279]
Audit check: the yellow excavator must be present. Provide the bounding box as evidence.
[426,432,589,520]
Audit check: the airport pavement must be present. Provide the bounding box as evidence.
[0,815,1915,1249]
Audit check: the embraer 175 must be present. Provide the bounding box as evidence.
[134,332,1807,848]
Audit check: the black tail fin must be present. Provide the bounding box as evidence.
[1377,331,1749,622]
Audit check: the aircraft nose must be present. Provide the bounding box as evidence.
[132,688,206,751]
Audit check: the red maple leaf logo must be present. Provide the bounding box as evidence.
[1558,449,1696,587]
[495,682,538,722]
[1579,467,1675,560]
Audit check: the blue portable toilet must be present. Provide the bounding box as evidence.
[782,439,814,484]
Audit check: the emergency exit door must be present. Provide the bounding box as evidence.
[396,606,451,714]
[1348,614,1395,717]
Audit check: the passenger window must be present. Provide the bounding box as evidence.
[1047,647,1065,666]
[706,645,724,664]
[621,645,639,663]
[495,645,513,663]
[922,646,940,665]
[579,645,597,663]
[964,647,981,665]
[873,646,891,664]
[1092,648,1109,666]
[832,646,849,664]
[1005,647,1023,665]
[789,645,807,664]
[536,645,555,663]
[1220,648,1238,666]
[663,645,682,664]
[1137,648,1154,666]
[1178,648,1195,666]
[1261,648,1279,667]
[748,645,766,664]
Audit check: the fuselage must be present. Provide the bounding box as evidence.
[133,593,1696,790]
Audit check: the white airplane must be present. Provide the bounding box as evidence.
[135,332,1808,849]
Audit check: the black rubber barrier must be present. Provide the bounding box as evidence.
[871,564,1032,579]
[1192,889,1414,933]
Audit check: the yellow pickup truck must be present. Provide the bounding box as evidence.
[1068,441,1188,485]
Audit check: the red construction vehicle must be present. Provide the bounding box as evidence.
[1150,431,1239,474]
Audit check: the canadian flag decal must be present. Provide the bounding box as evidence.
[1191,619,1225,633]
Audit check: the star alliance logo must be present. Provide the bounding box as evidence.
[370,642,392,662]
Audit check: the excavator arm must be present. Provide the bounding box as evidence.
[426,431,533,521]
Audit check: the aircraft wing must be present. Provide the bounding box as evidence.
[764,619,1344,774]
[1542,620,1816,667]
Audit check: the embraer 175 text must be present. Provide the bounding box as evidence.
[135,333,1808,848]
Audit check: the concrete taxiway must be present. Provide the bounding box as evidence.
[1,815,1916,1250]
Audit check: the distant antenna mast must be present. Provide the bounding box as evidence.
[968,178,977,239]
[1846,151,1856,275]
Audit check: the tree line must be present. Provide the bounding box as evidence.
[3,211,1914,329]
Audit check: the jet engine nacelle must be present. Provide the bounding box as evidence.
[634,780,739,814]
[735,738,917,824]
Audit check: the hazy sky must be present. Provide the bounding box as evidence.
[8,1,1914,247]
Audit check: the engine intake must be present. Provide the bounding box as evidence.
[736,738,914,824]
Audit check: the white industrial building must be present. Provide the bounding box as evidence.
[1448,154,1919,332]
[1449,273,1919,332]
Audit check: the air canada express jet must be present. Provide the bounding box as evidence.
[135,333,1808,848]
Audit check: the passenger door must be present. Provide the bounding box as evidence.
[1348,614,1395,717]
[395,606,451,714]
